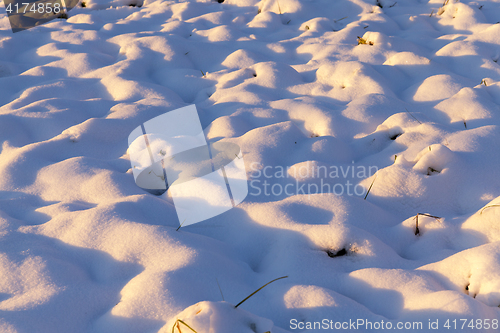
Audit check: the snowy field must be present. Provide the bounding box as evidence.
[1,0,500,332]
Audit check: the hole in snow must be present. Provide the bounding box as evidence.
[387,127,403,141]
[326,248,348,258]
[390,133,402,140]
[426,166,441,175]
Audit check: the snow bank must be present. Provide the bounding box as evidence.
[0,0,499,331]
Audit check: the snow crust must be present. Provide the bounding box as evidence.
[0,0,500,332]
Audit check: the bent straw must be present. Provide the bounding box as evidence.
[235,276,288,308]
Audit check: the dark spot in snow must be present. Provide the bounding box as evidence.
[253,73,257,77]
[427,166,440,175]
[326,248,347,258]
[390,133,402,140]
[357,36,373,45]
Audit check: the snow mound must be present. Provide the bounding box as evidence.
[164,301,289,333]
[1,0,500,331]
[420,242,500,308]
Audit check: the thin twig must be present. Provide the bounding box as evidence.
[404,108,422,124]
[216,278,225,301]
[480,204,500,215]
[414,213,441,235]
[235,276,288,308]
[172,319,198,333]
[364,173,377,200]
[176,219,187,231]
[419,213,441,219]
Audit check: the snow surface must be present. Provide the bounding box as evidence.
[1,0,500,332]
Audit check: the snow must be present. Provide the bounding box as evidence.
[1,0,500,332]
